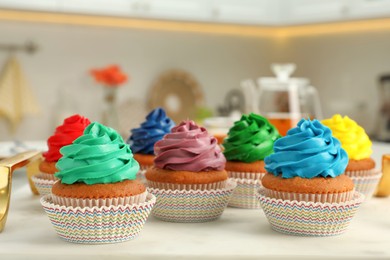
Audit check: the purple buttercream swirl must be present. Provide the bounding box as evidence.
[154,120,226,172]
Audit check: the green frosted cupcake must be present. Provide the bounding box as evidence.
[223,113,280,208]
[40,122,156,244]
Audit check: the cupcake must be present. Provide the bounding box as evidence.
[322,114,382,198]
[258,119,364,236]
[145,120,236,222]
[127,107,175,171]
[222,113,280,208]
[40,122,155,244]
[32,114,90,195]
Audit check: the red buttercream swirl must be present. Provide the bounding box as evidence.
[43,114,91,162]
[154,120,226,172]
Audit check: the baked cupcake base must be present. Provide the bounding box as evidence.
[134,153,154,171]
[257,188,364,237]
[40,193,156,244]
[148,179,236,223]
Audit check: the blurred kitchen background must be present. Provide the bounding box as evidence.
[0,0,390,142]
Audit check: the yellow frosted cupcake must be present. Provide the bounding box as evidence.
[322,114,382,198]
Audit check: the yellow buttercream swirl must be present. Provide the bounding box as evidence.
[321,114,372,160]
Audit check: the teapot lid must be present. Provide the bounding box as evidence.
[259,63,309,90]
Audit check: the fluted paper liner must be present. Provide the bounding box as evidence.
[345,168,379,177]
[147,180,227,191]
[137,170,147,185]
[52,191,148,207]
[227,171,265,180]
[40,193,156,244]
[346,168,381,199]
[350,171,382,199]
[228,178,262,209]
[262,187,355,203]
[38,172,58,181]
[257,188,364,237]
[31,174,56,196]
[148,179,236,223]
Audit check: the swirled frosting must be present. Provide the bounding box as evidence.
[223,113,280,163]
[43,114,91,162]
[127,107,175,154]
[154,120,226,172]
[264,119,348,179]
[55,122,140,184]
[322,114,372,160]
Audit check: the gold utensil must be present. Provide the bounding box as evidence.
[0,150,41,232]
[376,155,390,197]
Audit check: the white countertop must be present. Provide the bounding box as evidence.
[0,142,389,259]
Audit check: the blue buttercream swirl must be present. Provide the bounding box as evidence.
[264,119,348,179]
[127,107,175,154]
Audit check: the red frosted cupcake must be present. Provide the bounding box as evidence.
[32,114,90,195]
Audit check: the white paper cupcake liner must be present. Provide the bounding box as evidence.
[345,168,379,177]
[136,170,148,186]
[146,180,228,191]
[257,188,364,237]
[228,178,262,209]
[51,191,148,207]
[227,171,265,180]
[40,193,156,244]
[139,164,153,171]
[350,171,382,199]
[262,187,355,203]
[38,172,59,181]
[31,174,57,196]
[147,179,237,223]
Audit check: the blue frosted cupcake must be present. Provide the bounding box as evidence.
[257,119,365,236]
[127,107,175,171]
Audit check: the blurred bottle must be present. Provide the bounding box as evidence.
[377,74,390,142]
[376,155,390,197]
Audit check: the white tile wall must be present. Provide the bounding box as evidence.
[0,21,274,140]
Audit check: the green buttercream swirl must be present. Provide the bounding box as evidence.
[55,122,140,184]
[223,113,281,163]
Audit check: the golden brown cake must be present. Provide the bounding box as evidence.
[225,160,266,174]
[262,173,354,194]
[345,158,376,172]
[213,133,227,145]
[145,166,227,185]
[133,153,154,169]
[39,160,57,175]
[52,179,146,199]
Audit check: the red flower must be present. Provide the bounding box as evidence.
[90,65,128,87]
